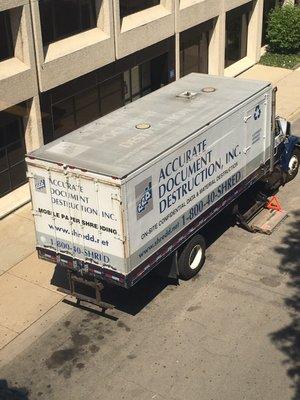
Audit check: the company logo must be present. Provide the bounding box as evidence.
[136,178,153,220]
[254,105,261,120]
[34,176,47,193]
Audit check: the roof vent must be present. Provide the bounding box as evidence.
[176,91,199,100]
[135,123,151,130]
[201,87,216,93]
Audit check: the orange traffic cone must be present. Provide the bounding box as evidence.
[266,196,283,212]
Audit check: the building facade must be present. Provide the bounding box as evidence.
[0,0,296,199]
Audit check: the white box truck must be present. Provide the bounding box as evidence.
[26,74,299,306]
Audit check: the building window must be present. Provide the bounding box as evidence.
[124,62,151,104]
[41,38,175,143]
[225,2,252,67]
[262,0,279,46]
[0,104,27,197]
[0,10,13,62]
[52,75,124,140]
[180,21,213,77]
[120,0,160,19]
[39,0,97,46]
[124,54,168,103]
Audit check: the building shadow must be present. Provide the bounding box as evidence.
[270,210,300,400]
[0,379,28,400]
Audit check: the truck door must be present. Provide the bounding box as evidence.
[244,97,267,177]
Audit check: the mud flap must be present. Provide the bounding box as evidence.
[155,250,180,281]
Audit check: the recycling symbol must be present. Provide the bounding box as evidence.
[254,105,261,120]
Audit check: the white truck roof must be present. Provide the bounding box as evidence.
[30,73,270,178]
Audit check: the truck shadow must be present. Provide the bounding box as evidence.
[51,209,233,317]
[0,379,29,399]
[270,210,300,400]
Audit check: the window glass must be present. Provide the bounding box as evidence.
[101,77,123,97]
[183,44,199,75]
[0,126,7,148]
[10,162,27,188]
[0,10,13,62]
[225,3,252,67]
[0,149,8,172]
[44,52,171,142]
[53,98,74,122]
[199,32,209,73]
[100,76,124,115]
[0,171,10,197]
[7,142,24,166]
[123,54,168,103]
[51,75,124,138]
[81,0,95,29]
[0,105,27,197]
[76,102,99,126]
[100,92,123,116]
[39,0,97,46]
[123,70,131,104]
[6,120,21,145]
[53,115,76,139]
[141,62,151,95]
[180,25,210,77]
[131,66,141,98]
[75,87,99,111]
[39,0,54,45]
[55,0,80,38]
[120,0,160,19]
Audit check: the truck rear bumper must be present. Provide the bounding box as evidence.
[37,247,128,288]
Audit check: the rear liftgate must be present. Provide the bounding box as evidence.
[234,194,288,235]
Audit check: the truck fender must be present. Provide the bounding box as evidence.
[280,135,300,172]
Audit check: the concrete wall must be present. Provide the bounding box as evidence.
[30,0,115,92]
[0,1,38,112]
[113,0,175,59]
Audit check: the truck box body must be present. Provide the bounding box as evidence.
[27,74,273,287]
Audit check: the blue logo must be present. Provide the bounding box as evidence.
[136,178,153,219]
[254,105,261,120]
[137,183,152,214]
[34,176,47,193]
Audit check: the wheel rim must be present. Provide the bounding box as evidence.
[288,155,299,175]
[189,245,203,270]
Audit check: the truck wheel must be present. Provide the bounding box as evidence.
[178,234,206,280]
[286,148,300,182]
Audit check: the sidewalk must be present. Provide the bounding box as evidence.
[238,64,300,121]
[0,204,67,351]
[0,63,299,359]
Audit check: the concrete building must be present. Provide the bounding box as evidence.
[0,0,295,202]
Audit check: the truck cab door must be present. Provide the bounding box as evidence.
[244,98,267,177]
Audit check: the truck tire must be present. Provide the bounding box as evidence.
[286,148,300,182]
[178,234,206,280]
